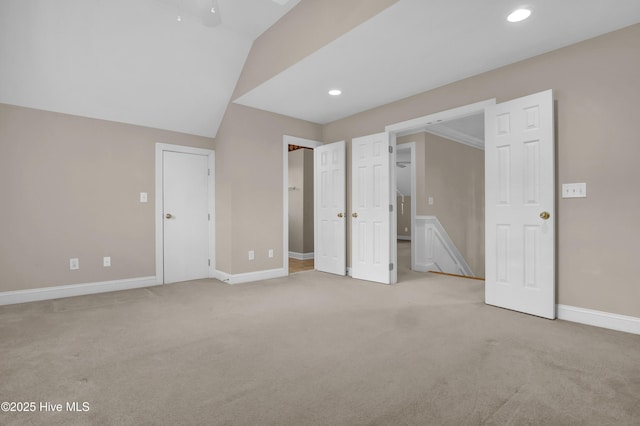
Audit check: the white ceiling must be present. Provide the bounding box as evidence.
[1,0,639,138]
[235,0,640,124]
[0,0,300,138]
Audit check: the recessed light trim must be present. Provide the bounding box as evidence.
[328,89,342,96]
[507,8,532,23]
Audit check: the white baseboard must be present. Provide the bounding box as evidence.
[214,268,287,285]
[557,304,640,335]
[288,251,314,261]
[0,276,158,306]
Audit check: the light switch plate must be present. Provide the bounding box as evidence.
[562,183,587,198]
[140,192,148,203]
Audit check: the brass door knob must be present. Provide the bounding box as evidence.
[337,213,344,218]
[540,211,550,220]
[165,213,173,219]
[352,212,358,218]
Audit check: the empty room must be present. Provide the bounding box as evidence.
[1,1,639,425]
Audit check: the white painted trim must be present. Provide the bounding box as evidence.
[415,215,473,276]
[0,277,157,306]
[386,99,494,284]
[289,251,315,260]
[424,124,484,150]
[155,143,215,285]
[283,135,323,277]
[385,99,496,136]
[389,132,397,284]
[214,268,287,285]
[557,304,640,335]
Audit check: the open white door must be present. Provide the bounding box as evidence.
[485,89,555,319]
[351,133,392,284]
[314,141,346,275]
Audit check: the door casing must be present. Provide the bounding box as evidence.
[386,99,496,284]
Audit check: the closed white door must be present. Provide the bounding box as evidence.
[163,151,210,283]
[351,133,391,284]
[485,89,555,319]
[314,141,346,275]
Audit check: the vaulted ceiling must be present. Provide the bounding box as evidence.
[0,0,300,137]
[1,0,639,138]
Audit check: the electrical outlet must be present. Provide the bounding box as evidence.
[139,192,148,203]
[404,227,408,232]
[248,250,255,260]
[69,258,79,270]
[428,196,434,205]
[103,256,111,267]
[268,249,274,258]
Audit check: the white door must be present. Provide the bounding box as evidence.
[485,89,555,319]
[314,141,346,275]
[163,151,210,283]
[351,133,392,284]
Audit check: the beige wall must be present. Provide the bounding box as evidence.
[288,148,314,254]
[0,103,213,292]
[214,103,322,274]
[288,149,304,253]
[3,20,639,321]
[232,0,399,99]
[323,24,640,318]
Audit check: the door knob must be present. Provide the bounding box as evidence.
[352,212,358,218]
[337,212,344,218]
[539,211,550,220]
[165,213,173,219]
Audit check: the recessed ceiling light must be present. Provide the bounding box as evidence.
[328,89,342,96]
[507,8,532,23]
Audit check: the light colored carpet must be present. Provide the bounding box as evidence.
[1,244,639,425]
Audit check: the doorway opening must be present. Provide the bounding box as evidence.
[395,142,416,273]
[282,136,322,275]
[288,144,314,274]
[386,99,495,282]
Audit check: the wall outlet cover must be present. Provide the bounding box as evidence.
[69,258,79,270]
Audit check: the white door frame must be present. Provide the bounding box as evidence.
[386,99,496,281]
[155,143,215,284]
[282,135,323,274]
